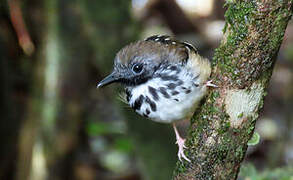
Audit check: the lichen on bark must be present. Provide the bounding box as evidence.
[173,1,293,179]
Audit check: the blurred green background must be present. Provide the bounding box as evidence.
[0,0,292,179]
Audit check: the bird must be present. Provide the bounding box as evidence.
[97,35,215,162]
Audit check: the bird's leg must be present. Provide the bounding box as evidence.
[205,80,218,88]
[173,123,191,162]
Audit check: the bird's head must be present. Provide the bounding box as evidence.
[97,35,191,88]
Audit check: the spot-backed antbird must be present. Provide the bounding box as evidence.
[97,35,216,162]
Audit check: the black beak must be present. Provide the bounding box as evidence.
[97,71,120,88]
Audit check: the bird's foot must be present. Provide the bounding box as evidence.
[175,136,191,162]
[205,80,218,88]
[173,123,190,162]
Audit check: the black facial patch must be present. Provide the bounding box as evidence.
[120,72,151,86]
[167,83,176,90]
[172,91,179,95]
[146,96,157,112]
[133,95,144,111]
[148,86,159,101]
[159,87,170,98]
[174,98,179,102]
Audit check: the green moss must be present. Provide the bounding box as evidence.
[174,161,188,174]
[213,1,291,88]
[213,1,256,75]
[224,2,254,42]
[210,90,220,101]
[218,121,231,134]
[266,8,291,50]
[246,118,256,135]
[216,143,229,162]
[213,1,257,88]
[235,146,244,159]
[237,112,244,118]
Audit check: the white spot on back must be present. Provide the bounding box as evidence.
[185,45,190,52]
[183,42,195,49]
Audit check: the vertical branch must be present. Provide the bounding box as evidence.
[173,1,292,179]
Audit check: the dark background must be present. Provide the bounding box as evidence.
[0,0,292,179]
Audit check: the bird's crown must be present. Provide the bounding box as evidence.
[116,35,197,66]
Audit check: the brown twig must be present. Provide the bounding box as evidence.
[8,0,35,56]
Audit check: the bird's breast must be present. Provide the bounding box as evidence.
[126,67,207,123]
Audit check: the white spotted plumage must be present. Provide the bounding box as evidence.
[127,54,208,123]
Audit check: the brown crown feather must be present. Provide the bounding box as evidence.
[115,35,197,66]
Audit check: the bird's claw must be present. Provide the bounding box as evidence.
[176,137,191,162]
[205,80,218,88]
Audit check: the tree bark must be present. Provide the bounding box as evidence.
[173,1,292,179]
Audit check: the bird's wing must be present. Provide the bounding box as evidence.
[144,35,198,64]
[145,35,211,82]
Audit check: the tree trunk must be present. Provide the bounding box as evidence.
[173,1,292,179]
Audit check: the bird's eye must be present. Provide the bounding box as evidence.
[132,63,143,74]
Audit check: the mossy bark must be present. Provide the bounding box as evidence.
[173,1,292,179]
